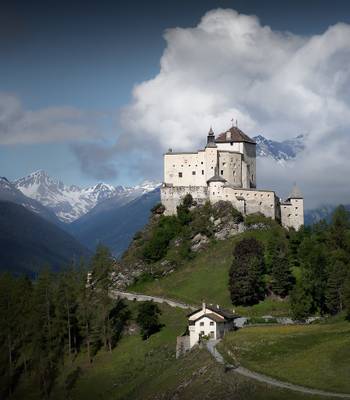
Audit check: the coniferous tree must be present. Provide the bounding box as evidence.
[136,301,162,340]
[266,230,294,297]
[0,273,19,396]
[229,238,265,306]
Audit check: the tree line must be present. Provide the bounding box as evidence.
[229,206,350,320]
[0,245,161,399]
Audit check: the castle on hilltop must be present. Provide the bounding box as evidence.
[160,125,304,230]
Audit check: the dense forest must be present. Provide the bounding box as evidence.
[229,206,350,320]
[0,246,161,399]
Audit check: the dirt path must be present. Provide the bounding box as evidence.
[206,340,350,399]
[112,290,196,311]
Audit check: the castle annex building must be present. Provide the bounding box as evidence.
[161,126,304,230]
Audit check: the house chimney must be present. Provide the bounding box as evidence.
[202,300,206,312]
[216,304,219,309]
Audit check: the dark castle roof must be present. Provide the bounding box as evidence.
[215,126,256,144]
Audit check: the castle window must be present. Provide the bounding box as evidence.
[295,214,298,217]
[192,171,196,175]
[213,192,215,195]
[201,161,203,164]
[223,162,226,166]
[202,170,204,175]
[211,166,214,169]
[295,207,298,210]
[178,172,183,178]
[220,170,223,175]
[230,142,233,146]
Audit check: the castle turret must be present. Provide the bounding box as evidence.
[280,183,304,231]
[206,127,217,148]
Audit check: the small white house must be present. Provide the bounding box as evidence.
[187,302,238,348]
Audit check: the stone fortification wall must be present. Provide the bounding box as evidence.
[162,183,279,221]
[161,185,208,215]
[280,198,304,230]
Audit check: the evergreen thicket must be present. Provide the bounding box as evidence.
[0,245,130,399]
[228,206,350,321]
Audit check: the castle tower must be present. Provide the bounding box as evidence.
[206,127,216,148]
[280,184,304,230]
[215,126,256,189]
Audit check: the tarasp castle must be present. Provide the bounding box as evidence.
[160,125,304,230]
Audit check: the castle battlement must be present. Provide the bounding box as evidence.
[161,126,304,230]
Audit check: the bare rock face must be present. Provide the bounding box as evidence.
[191,233,210,252]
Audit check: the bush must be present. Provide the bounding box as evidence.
[142,216,181,262]
[136,301,162,340]
[245,213,276,228]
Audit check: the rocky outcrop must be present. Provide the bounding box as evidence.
[113,200,246,290]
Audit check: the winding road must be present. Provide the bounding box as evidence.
[114,290,350,399]
[206,340,350,399]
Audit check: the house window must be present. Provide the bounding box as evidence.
[200,321,204,326]
[210,331,215,338]
[192,171,196,175]
[202,170,204,175]
[200,331,205,335]
[178,172,183,178]
[210,321,214,326]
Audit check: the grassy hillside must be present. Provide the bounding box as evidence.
[129,229,291,317]
[0,201,91,276]
[12,302,330,400]
[219,319,350,393]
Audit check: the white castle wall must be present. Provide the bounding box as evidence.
[161,130,303,230]
[280,198,304,230]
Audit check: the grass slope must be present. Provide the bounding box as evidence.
[220,320,350,393]
[129,230,291,317]
[13,302,329,400]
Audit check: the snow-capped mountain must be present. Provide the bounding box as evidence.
[14,170,160,223]
[0,176,61,225]
[253,134,305,162]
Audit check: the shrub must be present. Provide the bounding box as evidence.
[136,301,162,340]
[142,216,181,262]
[245,213,276,228]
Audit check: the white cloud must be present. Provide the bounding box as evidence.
[121,8,350,208]
[0,93,99,145]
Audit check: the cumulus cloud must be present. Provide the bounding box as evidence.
[0,93,99,145]
[120,8,350,208]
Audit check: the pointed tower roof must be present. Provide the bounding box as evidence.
[206,126,217,148]
[288,183,303,199]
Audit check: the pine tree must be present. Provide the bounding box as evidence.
[266,230,294,297]
[325,260,348,314]
[0,273,19,396]
[136,301,162,340]
[228,238,265,306]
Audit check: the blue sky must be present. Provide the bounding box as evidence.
[1,0,350,196]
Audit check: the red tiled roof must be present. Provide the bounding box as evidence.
[215,126,256,144]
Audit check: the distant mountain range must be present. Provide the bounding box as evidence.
[253,134,305,162]
[14,170,160,223]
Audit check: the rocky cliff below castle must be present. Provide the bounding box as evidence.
[112,198,275,290]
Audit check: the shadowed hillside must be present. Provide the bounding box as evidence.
[0,201,91,276]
